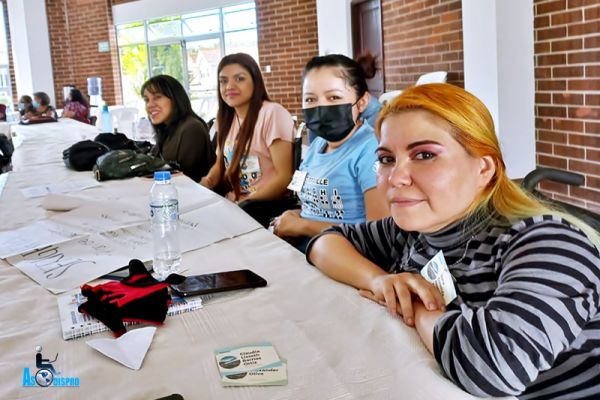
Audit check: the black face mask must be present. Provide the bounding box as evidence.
[303,103,356,142]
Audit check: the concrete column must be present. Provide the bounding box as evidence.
[6,0,55,104]
[316,0,352,56]
[462,0,536,179]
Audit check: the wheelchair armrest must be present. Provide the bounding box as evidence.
[522,167,585,191]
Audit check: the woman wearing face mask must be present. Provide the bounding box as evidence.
[200,53,295,226]
[18,95,34,118]
[29,92,58,120]
[141,74,215,182]
[306,52,382,143]
[308,84,600,399]
[271,54,389,252]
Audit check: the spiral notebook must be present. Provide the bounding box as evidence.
[57,290,203,340]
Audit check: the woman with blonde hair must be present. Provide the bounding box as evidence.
[307,83,600,399]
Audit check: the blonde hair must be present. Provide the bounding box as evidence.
[375,83,600,248]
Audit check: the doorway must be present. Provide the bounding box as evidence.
[351,0,384,99]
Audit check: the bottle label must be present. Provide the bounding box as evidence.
[150,199,179,223]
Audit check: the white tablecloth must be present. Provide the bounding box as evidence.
[0,120,510,399]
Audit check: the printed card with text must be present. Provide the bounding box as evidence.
[214,342,287,386]
[420,250,457,305]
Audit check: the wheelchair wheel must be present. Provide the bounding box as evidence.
[35,368,54,387]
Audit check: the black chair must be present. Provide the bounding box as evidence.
[0,133,13,174]
[522,167,600,233]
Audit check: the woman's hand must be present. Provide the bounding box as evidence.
[360,273,445,326]
[272,209,303,237]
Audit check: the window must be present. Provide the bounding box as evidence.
[116,2,258,121]
[0,2,12,107]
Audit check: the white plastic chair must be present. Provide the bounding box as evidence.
[378,90,403,105]
[415,71,448,85]
[379,71,448,105]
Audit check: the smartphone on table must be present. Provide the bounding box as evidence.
[170,269,267,297]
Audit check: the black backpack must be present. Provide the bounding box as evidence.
[94,132,153,154]
[94,132,136,150]
[0,134,13,173]
[62,140,110,171]
[93,149,171,181]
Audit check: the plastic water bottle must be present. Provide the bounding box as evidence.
[150,171,181,279]
[137,117,153,141]
[100,104,113,133]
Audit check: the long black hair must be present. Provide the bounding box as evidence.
[215,53,270,199]
[141,74,207,150]
[302,54,371,99]
[69,88,89,108]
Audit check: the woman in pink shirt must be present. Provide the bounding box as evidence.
[201,53,295,226]
[62,88,90,124]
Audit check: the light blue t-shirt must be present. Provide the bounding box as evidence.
[298,123,378,224]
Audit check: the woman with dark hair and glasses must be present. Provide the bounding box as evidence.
[200,53,295,226]
[141,74,215,181]
[62,88,90,124]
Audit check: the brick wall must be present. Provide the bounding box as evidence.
[381,0,464,90]
[255,0,318,120]
[534,0,600,211]
[46,0,121,108]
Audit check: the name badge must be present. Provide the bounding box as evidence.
[420,250,457,305]
[287,170,307,192]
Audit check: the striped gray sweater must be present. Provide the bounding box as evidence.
[314,212,600,399]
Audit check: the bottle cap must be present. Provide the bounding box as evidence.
[154,171,171,181]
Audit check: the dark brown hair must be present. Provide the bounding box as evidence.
[215,53,270,199]
[355,52,378,80]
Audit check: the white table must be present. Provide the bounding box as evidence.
[0,120,510,399]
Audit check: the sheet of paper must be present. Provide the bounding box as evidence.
[0,220,84,259]
[7,235,136,294]
[0,202,147,259]
[56,202,147,234]
[20,178,101,198]
[6,198,261,294]
[86,327,156,370]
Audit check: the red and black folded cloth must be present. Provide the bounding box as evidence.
[78,259,184,337]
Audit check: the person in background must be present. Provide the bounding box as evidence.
[61,88,90,124]
[271,54,389,253]
[200,53,295,227]
[141,74,215,182]
[26,92,58,120]
[307,83,600,399]
[18,95,34,118]
[0,104,6,122]
[354,52,382,127]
